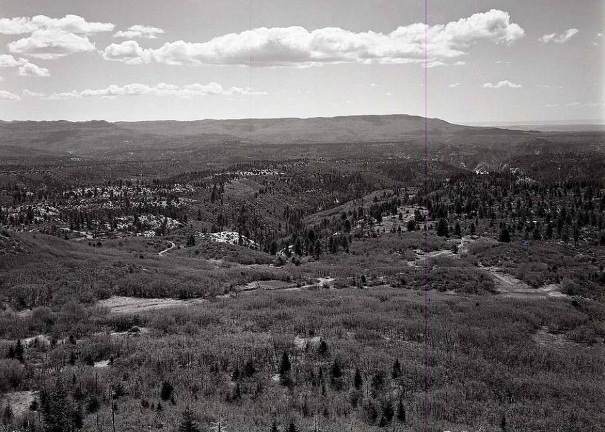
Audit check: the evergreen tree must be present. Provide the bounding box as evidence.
[330,359,342,379]
[186,234,196,247]
[353,367,363,390]
[499,226,511,243]
[14,340,24,362]
[42,378,72,432]
[288,420,297,432]
[392,359,402,379]
[279,352,292,386]
[396,399,406,423]
[381,400,394,422]
[317,340,329,358]
[160,381,174,401]
[436,218,449,237]
[178,407,201,432]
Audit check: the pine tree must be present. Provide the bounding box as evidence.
[160,381,174,401]
[381,400,394,422]
[396,399,406,423]
[179,408,201,432]
[499,226,511,243]
[317,340,329,358]
[353,367,363,390]
[391,359,402,379]
[330,359,342,379]
[42,378,72,432]
[288,420,297,432]
[436,218,449,237]
[14,339,24,362]
[279,351,292,386]
[270,420,279,432]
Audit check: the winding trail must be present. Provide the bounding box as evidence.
[158,241,176,256]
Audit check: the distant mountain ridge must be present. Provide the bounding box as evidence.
[0,114,527,156]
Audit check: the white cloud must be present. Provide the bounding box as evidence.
[453,61,466,66]
[36,82,265,100]
[114,25,164,39]
[0,75,3,81]
[0,54,22,67]
[547,102,604,108]
[102,40,153,64]
[0,54,50,77]
[102,9,524,67]
[23,90,45,97]
[482,80,522,88]
[0,90,21,100]
[8,29,96,59]
[18,61,50,76]
[449,82,461,88]
[0,14,114,35]
[539,28,579,44]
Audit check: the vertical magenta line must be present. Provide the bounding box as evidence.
[423,0,430,431]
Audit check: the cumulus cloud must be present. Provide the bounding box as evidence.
[539,28,579,44]
[8,29,97,59]
[114,25,164,39]
[18,61,50,76]
[102,40,153,64]
[35,82,265,100]
[0,54,50,76]
[0,90,21,100]
[102,9,524,67]
[0,54,21,68]
[482,80,522,88]
[0,14,114,35]
[449,82,461,88]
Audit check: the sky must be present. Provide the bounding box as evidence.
[0,0,603,124]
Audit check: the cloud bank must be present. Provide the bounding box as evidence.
[31,82,265,100]
[114,25,165,39]
[8,29,97,59]
[0,90,21,100]
[539,28,579,44]
[2,15,114,60]
[0,14,114,35]
[482,80,522,88]
[102,9,524,67]
[0,54,50,76]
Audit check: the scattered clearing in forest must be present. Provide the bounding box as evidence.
[293,335,322,350]
[97,296,208,314]
[483,267,568,299]
[1,391,37,417]
[94,359,111,368]
[531,326,604,352]
[238,279,297,292]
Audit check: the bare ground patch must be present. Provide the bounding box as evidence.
[98,296,208,314]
